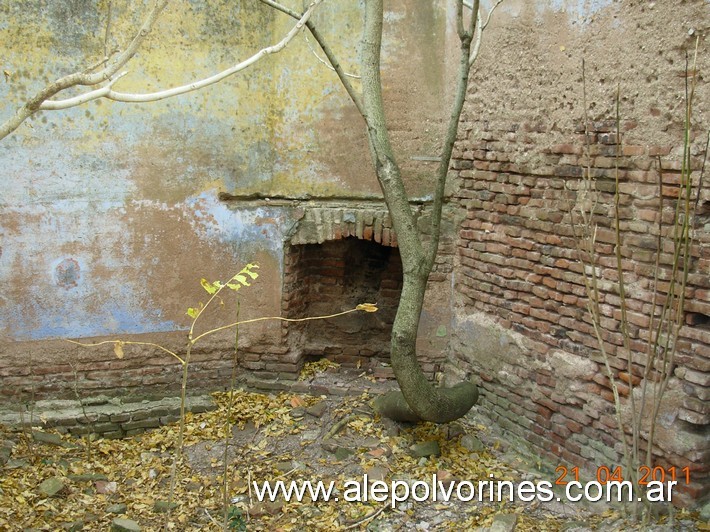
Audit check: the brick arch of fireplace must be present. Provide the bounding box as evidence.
[281,207,403,370]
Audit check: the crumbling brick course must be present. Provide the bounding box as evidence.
[451,117,710,506]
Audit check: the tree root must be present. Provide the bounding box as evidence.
[372,382,479,423]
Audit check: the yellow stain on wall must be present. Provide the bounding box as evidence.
[1,0,451,201]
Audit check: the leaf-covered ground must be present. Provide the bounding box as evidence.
[0,363,705,531]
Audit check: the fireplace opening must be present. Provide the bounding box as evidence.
[283,237,403,368]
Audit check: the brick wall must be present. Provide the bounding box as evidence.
[449,116,709,505]
[0,332,285,403]
[278,203,454,379]
[443,0,710,506]
[285,238,403,367]
[0,200,456,407]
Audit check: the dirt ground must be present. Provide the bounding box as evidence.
[184,367,704,531]
[0,364,705,531]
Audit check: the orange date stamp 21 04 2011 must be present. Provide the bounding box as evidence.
[555,465,691,486]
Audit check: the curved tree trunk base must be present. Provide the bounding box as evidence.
[373,382,479,423]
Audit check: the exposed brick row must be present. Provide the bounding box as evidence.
[452,117,709,506]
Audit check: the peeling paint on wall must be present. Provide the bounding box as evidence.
[0,188,294,341]
[0,0,457,345]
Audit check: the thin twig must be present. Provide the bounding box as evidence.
[324,412,372,440]
[204,508,220,527]
[637,154,664,469]
[647,39,704,467]
[69,362,94,461]
[344,502,388,529]
[222,302,240,530]
[190,304,376,344]
[258,0,364,114]
[573,60,633,507]
[613,84,639,486]
[65,339,184,365]
[465,0,504,66]
[303,32,360,79]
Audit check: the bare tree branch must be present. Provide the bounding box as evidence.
[456,0,465,39]
[40,72,128,110]
[303,32,360,79]
[0,0,170,140]
[361,0,421,261]
[466,0,503,66]
[41,1,322,109]
[258,0,364,114]
[425,0,479,271]
[103,0,113,60]
[423,0,502,267]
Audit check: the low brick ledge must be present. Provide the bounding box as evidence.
[0,395,216,439]
[0,370,400,438]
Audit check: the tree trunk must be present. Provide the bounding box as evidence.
[374,267,479,423]
[362,0,478,423]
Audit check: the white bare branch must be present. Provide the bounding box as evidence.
[40,72,128,110]
[465,0,504,66]
[258,0,364,114]
[41,0,323,110]
[303,32,360,79]
[0,0,169,141]
[1,0,323,139]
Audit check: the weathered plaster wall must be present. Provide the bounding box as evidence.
[6,0,707,507]
[0,1,457,401]
[449,0,709,505]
